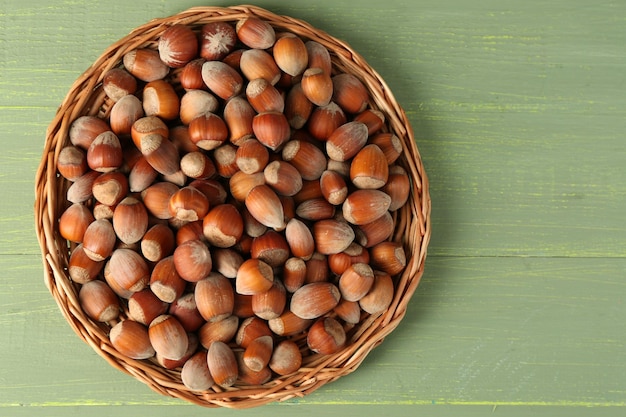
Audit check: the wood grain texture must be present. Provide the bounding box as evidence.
[1,0,625,415]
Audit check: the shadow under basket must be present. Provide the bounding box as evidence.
[34,4,431,409]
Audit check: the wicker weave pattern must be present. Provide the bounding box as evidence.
[34,5,431,408]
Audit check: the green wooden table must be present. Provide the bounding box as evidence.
[1,0,624,416]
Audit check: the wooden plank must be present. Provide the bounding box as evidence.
[0,108,48,255]
[3,404,626,417]
[2,256,624,409]
[2,0,624,258]
[1,0,625,415]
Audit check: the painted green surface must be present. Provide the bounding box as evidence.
[1,0,624,416]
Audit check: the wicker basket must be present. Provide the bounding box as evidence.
[34,4,431,408]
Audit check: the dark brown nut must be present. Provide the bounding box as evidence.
[290,282,341,320]
[158,24,198,68]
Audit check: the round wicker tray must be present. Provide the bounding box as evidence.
[34,4,431,408]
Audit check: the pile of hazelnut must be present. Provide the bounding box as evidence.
[56,17,410,390]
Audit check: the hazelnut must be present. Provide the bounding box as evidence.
[78,280,120,322]
[284,218,315,261]
[68,243,105,284]
[369,132,403,165]
[240,49,281,85]
[158,24,198,68]
[112,196,149,245]
[87,131,123,173]
[180,151,216,180]
[194,272,235,322]
[110,95,144,136]
[148,314,189,361]
[130,116,169,150]
[338,262,375,302]
[296,198,336,221]
[281,139,327,181]
[156,332,199,370]
[138,133,180,176]
[180,58,207,91]
[175,220,205,246]
[370,241,407,276]
[382,166,411,211]
[307,317,346,355]
[142,80,180,121]
[109,319,155,360]
[150,256,186,303]
[212,143,239,178]
[354,108,386,135]
[252,111,291,151]
[268,309,312,337]
[179,90,219,125]
[102,67,137,102]
[223,96,255,145]
[354,211,395,248]
[202,203,244,248]
[307,102,347,141]
[128,288,169,326]
[235,316,272,348]
[326,121,368,162]
[235,17,276,49]
[104,248,150,295]
[181,351,214,391]
[82,218,116,262]
[200,22,237,61]
[350,144,389,190]
[207,341,238,388]
[269,340,302,376]
[263,160,303,197]
[301,67,333,107]
[334,299,362,324]
[198,315,239,349]
[305,40,332,75]
[331,73,369,114]
[92,171,129,207]
[284,83,313,130]
[141,181,179,220]
[169,293,205,332]
[251,280,287,320]
[235,138,270,174]
[290,282,341,320]
[246,77,285,113]
[59,203,94,243]
[69,115,111,150]
[320,170,348,206]
[236,350,272,386]
[66,170,99,204]
[168,185,210,223]
[201,60,243,100]
[123,48,169,82]
[273,33,308,76]
[188,112,229,151]
[140,223,175,263]
[312,219,355,255]
[235,258,274,296]
[281,257,306,293]
[57,145,87,181]
[305,252,330,284]
[173,239,212,283]
[328,242,370,275]
[242,335,273,372]
[342,189,392,225]
[244,185,286,231]
[359,271,395,314]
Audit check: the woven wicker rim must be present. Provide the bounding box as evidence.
[34,4,431,409]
